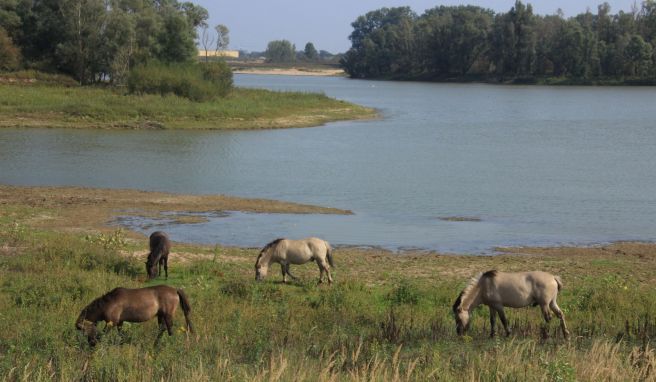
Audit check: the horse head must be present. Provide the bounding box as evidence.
[255,238,284,281]
[254,251,268,281]
[76,307,99,346]
[145,256,158,279]
[452,292,470,335]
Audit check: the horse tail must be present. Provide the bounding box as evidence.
[554,276,563,291]
[326,242,334,268]
[177,289,194,334]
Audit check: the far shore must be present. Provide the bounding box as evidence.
[233,67,345,77]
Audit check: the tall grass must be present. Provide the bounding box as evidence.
[0,224,654,380]
[128,61,232,102]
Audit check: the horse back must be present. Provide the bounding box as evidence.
[149,231,171,255]
[108,286,178,323]
[485,271,559,307]
[282,237,328,264]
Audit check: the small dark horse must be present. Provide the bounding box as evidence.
[76,285,193,346]
[146,231,170,279]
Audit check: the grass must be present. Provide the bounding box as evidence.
[1,187,655,380]
[0,83,376,130]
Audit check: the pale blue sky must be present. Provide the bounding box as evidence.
[194,1,635,53]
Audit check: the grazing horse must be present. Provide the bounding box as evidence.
[255,237,334,284]
[75,285,193,346]
[452,270,570,339]
[146,231,170,279]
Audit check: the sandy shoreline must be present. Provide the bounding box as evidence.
[232,68,345,77]
[2,183,655,260]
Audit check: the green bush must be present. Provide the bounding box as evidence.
[127,61,232,102]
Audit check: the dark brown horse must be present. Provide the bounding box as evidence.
[146,231,170,279]
[75,285,193,346]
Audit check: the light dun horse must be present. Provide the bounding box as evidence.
[146,231,170,279]
[255,238,334,284]
[452,270,570,339]
[76,285,193,346]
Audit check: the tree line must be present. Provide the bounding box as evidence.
[341,1,656,83]
[261,40,337,64]
[0,0,211,84]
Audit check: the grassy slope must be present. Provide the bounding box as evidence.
[0,85,376,130]
[1,188,655,381]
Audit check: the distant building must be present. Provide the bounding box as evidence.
[198,50,239,58]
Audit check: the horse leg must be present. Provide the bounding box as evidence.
[281,263,287,283]
[497,308,511,336]
[540,304,552,339]
[164,314,174,336]
[164,256,168,279]
[489,307,497,338]
[155,314,166,345]
[324,262,333,285]
[316,261,324,284]
[550,300,570,340]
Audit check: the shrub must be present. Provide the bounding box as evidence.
[201,61,233,97]
[127,61,232,102]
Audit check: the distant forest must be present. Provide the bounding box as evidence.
[341,1,656,84]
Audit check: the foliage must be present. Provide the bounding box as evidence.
[0,26,20,71]
[127,61,232,102]
[303,42,318,61]
[342,1,656,82]
[215,24,230,51]
[84,229,128,252]
[265,40,296,63]
[1,0,205,84]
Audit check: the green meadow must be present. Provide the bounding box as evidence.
[1,196,655,380]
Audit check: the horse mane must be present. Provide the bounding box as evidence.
[255,238,285,266]
[454,271,490,311]
[482,270,498,279]
[82,288,120,316]
[261,238,285,253]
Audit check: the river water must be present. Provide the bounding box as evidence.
[1,75,655,252]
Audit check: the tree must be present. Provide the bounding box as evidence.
[416,6,493,76]
[156,7,197,63]
[304,42,318,60]
[624,34,653,75]
[341,7,417,78]
[200,25,214,62]
[215,24,229,51]
[55,0,107,84]
[0,26,20,70]
[265,40,295,63]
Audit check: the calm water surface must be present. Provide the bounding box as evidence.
[1,75,656,252]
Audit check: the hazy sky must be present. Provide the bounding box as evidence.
[194,1,635,53]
